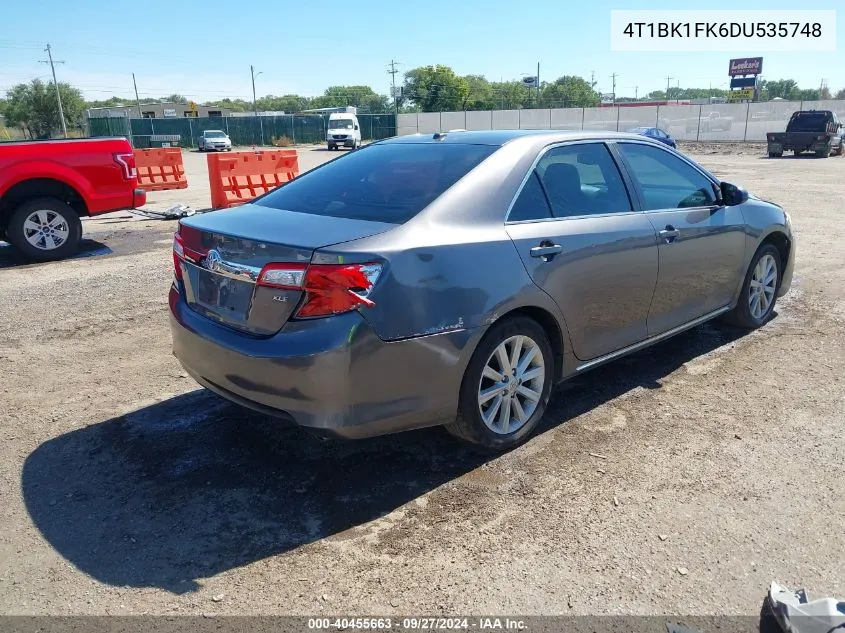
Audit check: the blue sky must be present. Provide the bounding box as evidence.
[1,0,842,102]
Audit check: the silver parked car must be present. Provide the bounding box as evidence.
[198,130,232,152]
[170,130,795,451]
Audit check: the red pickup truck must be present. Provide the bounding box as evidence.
[0,137,146,261]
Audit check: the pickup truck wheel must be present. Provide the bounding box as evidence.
[815,148,830,158]
[768,151,783,158]
[7,197,82,262]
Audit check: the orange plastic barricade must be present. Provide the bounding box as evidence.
[134,148,188,192]
[207,149,300,210]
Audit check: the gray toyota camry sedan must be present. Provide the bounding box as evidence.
[169,130,795,451]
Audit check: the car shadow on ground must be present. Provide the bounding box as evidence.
[21,319,754,593]
[0,239,113,269]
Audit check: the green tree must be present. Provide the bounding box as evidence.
[205,97,251,112]
[489,81,528,110]
[762,79,798,100]
[163,94,187,104]
[311,86,389,113]
[836,88,845,100]
[4,79,85,139]
[541,76,599,108]
[461,75,493,110]
[795,88,820,101]
[403,65,469,112]
[256,94,312,113]
[86,96,133,109]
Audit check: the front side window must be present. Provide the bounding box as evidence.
[535,143,633,217]
[617,143,717,211]
[256,143,497,224]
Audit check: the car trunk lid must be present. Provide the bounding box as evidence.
[175,204,395,335]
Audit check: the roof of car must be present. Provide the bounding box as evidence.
[378,129,654,146]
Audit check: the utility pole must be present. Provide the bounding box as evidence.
[634,85,638,100]
[666,75,674,102]
[251,65,264,146]
[537,61,541,107]
[132,73,142,118]
[387,59,400,115]
[40,44,67,138]
[591,70,595,88]
[610,73,618,104]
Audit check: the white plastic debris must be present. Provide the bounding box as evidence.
[767,581,845,633]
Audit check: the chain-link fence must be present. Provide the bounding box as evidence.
[87,113,396,148]
[397,99,845,142]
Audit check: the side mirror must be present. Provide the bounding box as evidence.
[721,181,749,206]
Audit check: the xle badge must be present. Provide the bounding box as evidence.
[272,296,288,302]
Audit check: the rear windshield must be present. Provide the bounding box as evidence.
[256,143,498,223]
[787,112,830,132]
[204,131,226,138]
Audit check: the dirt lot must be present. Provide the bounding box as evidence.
[0,145,842,617]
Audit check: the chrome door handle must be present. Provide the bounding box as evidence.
[530,244,563,258]
[659,226,680,243]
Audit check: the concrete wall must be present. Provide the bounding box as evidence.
[394,100,845,142]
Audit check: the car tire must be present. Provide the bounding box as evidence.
[724,243,782,330]
[815,148,830,158]
[446,316,554,452]
[768,151,783,158]
[6,197,83,262]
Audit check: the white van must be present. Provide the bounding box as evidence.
[326,112,361,150]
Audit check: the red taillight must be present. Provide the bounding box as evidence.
[172,232,185,281]
[114,152,137,180]
[257,262,382,318]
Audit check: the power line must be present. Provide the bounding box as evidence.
[39,44,67,138]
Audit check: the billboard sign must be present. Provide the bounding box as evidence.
[163,109,177,117]
[728,89,755,102]
[728,57,763,76]
[522,76,538,88]
[730,76,758,89]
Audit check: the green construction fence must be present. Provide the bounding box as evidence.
[87,114,396,148]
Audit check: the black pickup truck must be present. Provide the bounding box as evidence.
[767,110,843,158]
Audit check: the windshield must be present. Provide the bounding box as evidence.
[787,112,831,132]
[204,131,226,138]
[256,143,497,223]
[329,119,354,129]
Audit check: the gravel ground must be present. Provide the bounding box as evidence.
[0,148,842,617]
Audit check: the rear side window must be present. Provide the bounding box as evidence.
[508,172,552,222]
[536,143,633,217]
[256,143,497,223]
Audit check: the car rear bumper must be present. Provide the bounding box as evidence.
[169,285,478,439]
